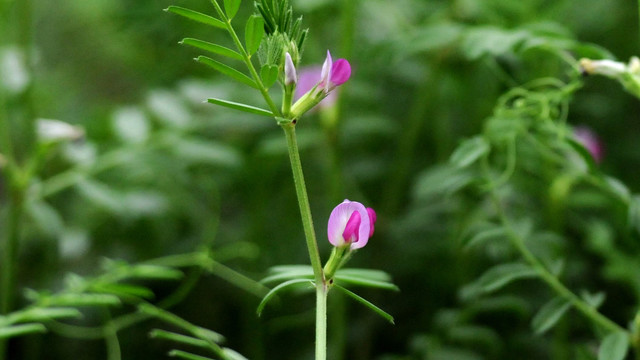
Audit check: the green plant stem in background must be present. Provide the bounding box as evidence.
[488,188,629,337]
[281,123,327,359]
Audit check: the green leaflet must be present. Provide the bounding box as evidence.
[223,0,241,20]
[207,98,273,117]
[257,278,314,316]
[260,65,279,88]
[196,56,258,89]
[149,329,209,348]
[333,285,395,324]
[165,6,225,29]
[180,38,243,61]
[0,324,47,339]
[450,136,490,168]
[245,15,265,55]
[531,297,571,334]
[168,350,215,360]
[598,332,629,360]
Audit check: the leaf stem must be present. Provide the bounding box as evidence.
[208,0,281,117]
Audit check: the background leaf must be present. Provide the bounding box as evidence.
[598,332,629,360]
[531,297,571,334]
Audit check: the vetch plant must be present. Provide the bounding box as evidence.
[165,0,396,359]
[442,75,640,359]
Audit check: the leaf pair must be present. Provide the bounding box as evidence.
[257,265,397,324]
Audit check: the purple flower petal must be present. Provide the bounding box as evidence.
[366,207,377,237]
[330,59,351,87]
[327,199,371,249]
[342,211,361,244]
[319,50,333,89]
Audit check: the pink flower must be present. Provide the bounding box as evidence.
[327,200,376,250]
[318,50,351,92]
[290,50,351,118]
[295,66,335,107]
[574,126,604,163]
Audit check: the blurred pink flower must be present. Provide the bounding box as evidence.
[574,126,604,163]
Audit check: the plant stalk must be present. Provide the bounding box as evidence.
[281,122,327,359]
[281,123,324,282]
[316,283,328,360]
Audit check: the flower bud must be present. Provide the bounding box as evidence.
[284,52,297,86]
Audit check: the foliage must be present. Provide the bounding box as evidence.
[1,0,640,359]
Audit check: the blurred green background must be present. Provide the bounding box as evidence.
[2,0,640,359]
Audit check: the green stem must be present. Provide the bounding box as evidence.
[281,123,327,359]
[488,190,627,335]
[316,284,328,360]
[208,0,281,117]
[104,321,122,360]
[281,123,324,283]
